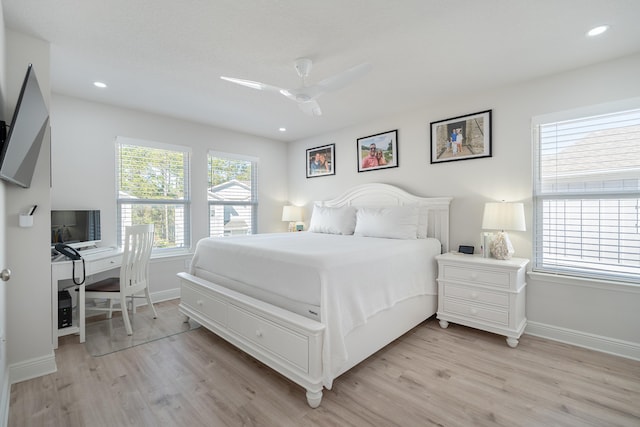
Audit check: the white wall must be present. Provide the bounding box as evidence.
[4,31,55,382]
[287,53,640,359]
[51,94,289,299]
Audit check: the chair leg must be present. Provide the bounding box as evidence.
[121,295,133,335]
[145,287,158,319]
[107,298,114,319]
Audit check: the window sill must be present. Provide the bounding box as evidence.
[527,271,640,294]
[150,248,192,261]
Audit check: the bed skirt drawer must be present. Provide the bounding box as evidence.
[181,283,227,326]
[228,304,309,372]
[442,298,509,326]
[443,283,509,307]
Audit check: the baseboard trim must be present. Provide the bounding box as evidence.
[9,352,57,385]
[130,288,180,308]
[526,321,640,361]
[152,288,180,303]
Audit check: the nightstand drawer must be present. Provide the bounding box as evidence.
[443,298,509,326]
[443,283,509,307]
[441,265,510,289]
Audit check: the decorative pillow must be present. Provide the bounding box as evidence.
[308,205,357,235]
[354,206,419,239]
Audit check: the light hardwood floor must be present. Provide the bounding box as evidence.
[9,300,640,426]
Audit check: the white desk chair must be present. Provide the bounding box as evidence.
[85,224,157,335]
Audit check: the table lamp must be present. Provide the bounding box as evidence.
[282,205,303,232]
[482,202,526,260]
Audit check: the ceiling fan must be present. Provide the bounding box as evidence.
[220,58,372,117]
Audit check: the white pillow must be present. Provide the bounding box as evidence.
[417,205,429,239]
[308,205,357,235]
[354,206,419,239]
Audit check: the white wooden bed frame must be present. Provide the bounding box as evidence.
[178,183,452,407]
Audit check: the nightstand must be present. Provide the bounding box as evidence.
[435,252,529,348]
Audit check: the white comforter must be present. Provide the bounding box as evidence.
[190,232,440,388]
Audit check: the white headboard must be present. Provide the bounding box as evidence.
[317,183,453,252]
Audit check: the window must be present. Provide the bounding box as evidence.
[116,137,191,250]
[207,152,258,236]
[533,104,640,283]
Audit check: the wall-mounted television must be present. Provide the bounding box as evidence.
[0,64,50,188]
[51,210,102,249]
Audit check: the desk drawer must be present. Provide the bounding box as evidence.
[87,255,121,275]
[441,265,511,289]
[443,283,509,307]
[181,284,227,326]
[228,304,309,372]
[442,298,509,326]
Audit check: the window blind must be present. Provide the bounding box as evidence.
[207,152,258,236]
[533,107,640,283]
[116,138,191,249]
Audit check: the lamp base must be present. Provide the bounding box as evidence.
[490,231,514,260]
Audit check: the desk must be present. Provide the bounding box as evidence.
[51,248,122,348]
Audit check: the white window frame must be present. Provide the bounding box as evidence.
[532,99,640,284]
[207,151,258,237]
[116,136,191,252]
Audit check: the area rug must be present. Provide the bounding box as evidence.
[84,299,199,357]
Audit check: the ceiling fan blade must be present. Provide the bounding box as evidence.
[220,76,284,93]
[316,62,372,93]
[298,100,322,116]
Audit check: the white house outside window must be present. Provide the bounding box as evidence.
[207,151,258,236]
[532,103,640,283]
[116,137,191,250]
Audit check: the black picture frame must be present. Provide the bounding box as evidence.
[306,144,335,178]
[430,110,492,163]
[357,129,398,172]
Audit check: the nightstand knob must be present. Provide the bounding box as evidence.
[470,308,478,315]
[471,292,478,299]
[470,272,478,280]
[256,329,263,338]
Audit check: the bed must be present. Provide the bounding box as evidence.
[178,183,452,407]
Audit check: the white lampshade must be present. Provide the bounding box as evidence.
[282,205,303,222]
[482,202,526,232]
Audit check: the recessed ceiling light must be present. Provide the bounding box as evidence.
[587,25,609,37]
[279,127,286,132]
[93,81,107,88]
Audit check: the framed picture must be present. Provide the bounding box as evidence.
[357,129,398,172]
[306,144,335,178]
[430,110,492,163]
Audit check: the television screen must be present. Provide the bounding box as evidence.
[51,210,102,248]
[0,64,49,188]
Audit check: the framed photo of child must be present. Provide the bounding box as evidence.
[357,129,398,173]
[430,110,492,163]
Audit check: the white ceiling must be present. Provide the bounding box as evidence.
[4,0,640,142]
